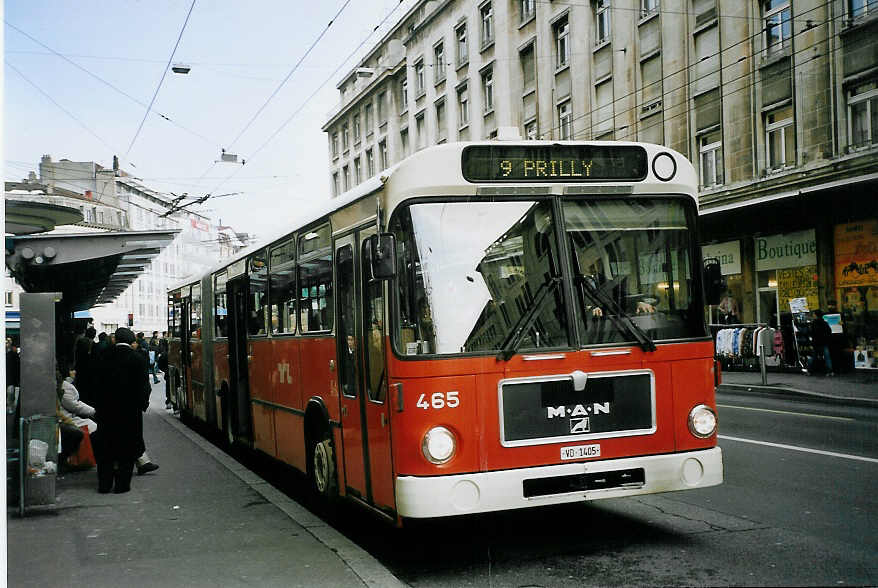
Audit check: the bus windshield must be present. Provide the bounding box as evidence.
[389,197,704,357]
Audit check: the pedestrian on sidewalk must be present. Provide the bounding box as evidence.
[132,333,160,475]
[807,309,834,377]
[93,327,151,493]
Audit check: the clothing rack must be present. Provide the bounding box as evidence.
[710,323,781,379]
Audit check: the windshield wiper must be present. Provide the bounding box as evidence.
[578,275,656,352]
[496,277,561,361]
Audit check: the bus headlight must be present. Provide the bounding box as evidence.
[688,404,717,438]
[422,426,457,464]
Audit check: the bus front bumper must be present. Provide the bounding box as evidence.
[396,447,723,519]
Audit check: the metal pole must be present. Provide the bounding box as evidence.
[760,341,768,386]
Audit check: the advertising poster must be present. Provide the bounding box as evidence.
[834,220,878,288]
[777,265,819,312]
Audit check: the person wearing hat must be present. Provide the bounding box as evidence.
[92,327,154,493]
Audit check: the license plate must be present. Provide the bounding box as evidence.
[560,444,601,461]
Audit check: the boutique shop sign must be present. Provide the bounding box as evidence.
[755,229,817,271]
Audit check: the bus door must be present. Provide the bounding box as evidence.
[179,293,192,412]
[335,229,394,511]
[226,278,252,443]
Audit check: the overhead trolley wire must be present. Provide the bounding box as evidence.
[204,0,410,200]
[4,18,219,149]
[125,0,198,157]
[224,0,355,151]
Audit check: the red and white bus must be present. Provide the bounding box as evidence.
[167,141,724,523]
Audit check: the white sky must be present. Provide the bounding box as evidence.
[4,0,415,239]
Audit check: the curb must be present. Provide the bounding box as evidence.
[156,409,407,588]
[717,383,878,408]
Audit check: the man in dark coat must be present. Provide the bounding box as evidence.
[73,326,96,404]
[93,327,150,493]
[807,309,834,376]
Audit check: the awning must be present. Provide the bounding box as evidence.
[5,230,180,311]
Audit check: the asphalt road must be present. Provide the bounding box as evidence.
[317,389,878,587]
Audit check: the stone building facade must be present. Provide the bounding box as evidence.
[323,0,878,369]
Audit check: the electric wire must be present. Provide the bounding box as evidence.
[126,0,197,157]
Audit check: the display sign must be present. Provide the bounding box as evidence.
[754,229,817,271]
[777,265,818,314]
[461,145,648,182]
[834,220,878,288]
[701,240,741,275]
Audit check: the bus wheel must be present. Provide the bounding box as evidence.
[311,433,338,503]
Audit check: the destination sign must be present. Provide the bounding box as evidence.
[462,145,648,183]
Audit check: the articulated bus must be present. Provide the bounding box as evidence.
[167,141,724,524]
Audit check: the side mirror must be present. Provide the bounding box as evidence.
[702,257,724,306]
[368,233,397,280]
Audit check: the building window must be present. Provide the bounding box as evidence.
[366,148,375,177]
[353,113,361,144]
[401,128,410,158]
[331,132,339,157]
[456,22,468,66]
[594,78,614,135]
[850,0,878,19]
[482,68,494,113]
[525,119,537,139]
[342,122,350,151]
[415,59,426,96]
[400,77,408,113]
[5,291,13,306]
[765,104,794,170]
[364,103,373,136]
[558,100,573,139]
[595,0,611,45]
[436,99,447,142]
[520,0,535,23]
[554,16,570,69]
[641,0,659,18]
[764,0,791,54]
[379,139,388,169]
[354,157,362,184]
[848,80,878,148]
[457,83,470,127]
[521,42,535,93]
[332,172,340,196]
[640,54,662,111]
[377,91,387,124]
[434,42,446,83]
[480,2,494,48]
[698,130,723,188]
[343,165,350,191]
[415,113,426,150]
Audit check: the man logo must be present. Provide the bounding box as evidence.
[570,417,590,434]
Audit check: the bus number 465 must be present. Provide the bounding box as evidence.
[417,391,460,409]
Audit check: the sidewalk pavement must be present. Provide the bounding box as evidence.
[7,379,406,588]
[718,368,878,407]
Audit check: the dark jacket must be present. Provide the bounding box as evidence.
[809,317,832,347]
[93,343,150,461]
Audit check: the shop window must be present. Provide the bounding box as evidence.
[269,239,296,334]
[765,104,795,170]
[247,250,268,336]
[763,0,791,55]
[698,130,723,188]
[848,80,878,149]
[595,0,611,45]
